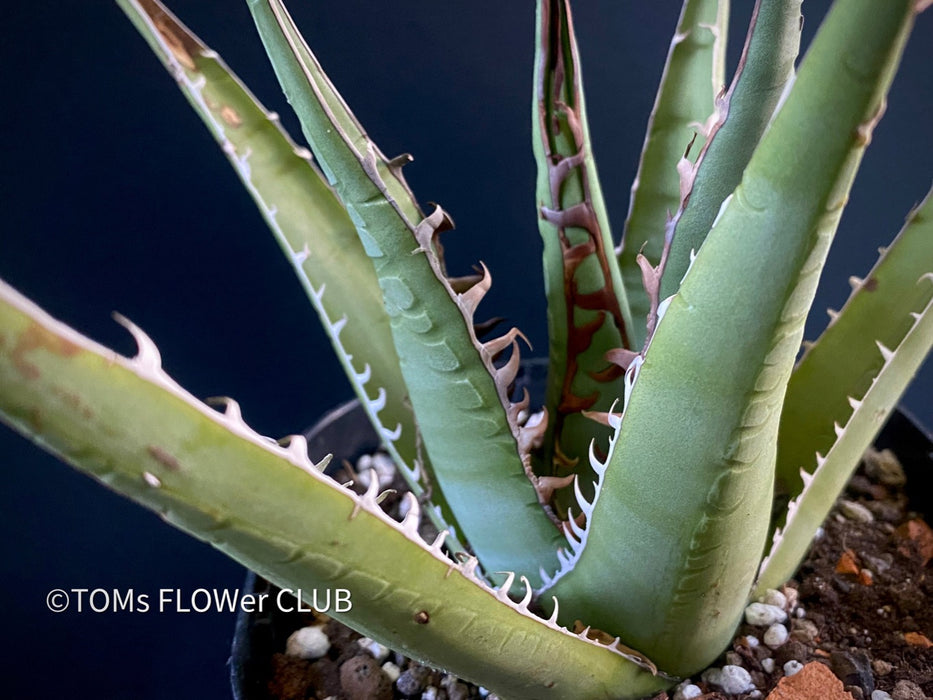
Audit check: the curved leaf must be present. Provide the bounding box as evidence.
[0,278,667,700]
[660,0,803,299]
[245,0,564,586]
[548,0,920,676]
[759,186,933,592]
[617,0,728,350]
[116,0,466,553]
[531,0,633,513]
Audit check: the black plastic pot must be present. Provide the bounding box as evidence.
[229,388,931,699]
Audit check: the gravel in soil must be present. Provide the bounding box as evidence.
[262,447,931,700]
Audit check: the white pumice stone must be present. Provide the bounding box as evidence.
[285,625,331,659]
[371,453,397,486]
[673,681,703,700]
[761,589,788,610]
[764,623,789,648]
[745,634,760,648]
[715,665,755,694]
[870,691,893,700]
[783,660,804,676]
[398,496,411,519]
[422,686,439,700]
[839,499,875,523]
[356,455,375,482]
[745,602,788,626]
[761,658,776,674]
[356,467,374,488]
[355,453,396,489]
[357,636,390,662]
[381,661,401,682]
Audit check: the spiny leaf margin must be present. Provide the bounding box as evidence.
[116,0,467,551]
[546,0,921,676]
[0,277,667,700]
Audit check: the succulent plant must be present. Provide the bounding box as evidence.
[1,0,931,697]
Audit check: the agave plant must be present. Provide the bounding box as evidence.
[1,0,931,697]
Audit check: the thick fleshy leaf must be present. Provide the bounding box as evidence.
[116,0,464,550]
[757,186,933,592]
[659,0,803,299]
[547,0,921,677]
[531,0,633,513]
[776,185,933,496]
[245,0,564,586]
[0,278,666,700]
[617,0,728,350]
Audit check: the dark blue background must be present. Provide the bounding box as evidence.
[1,2,930,698]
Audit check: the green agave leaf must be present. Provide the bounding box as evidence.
[547,0,921,677]
[531,0,633,513]
[116,0,466,553]
[0,279,667,700]
[659,0,802,300]
[776,185,933,496]
[757,185,933,593]
[245,0,564,586]
[758,287,933,595]
[617,0,728,350]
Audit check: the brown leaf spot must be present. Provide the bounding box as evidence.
[12,323,82,380]
[146,445,180,472]
[862,276,878,292]
[51,386,94,420]
[413,610,429,625]
[153,17,196,71]
[219,105,242,127]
